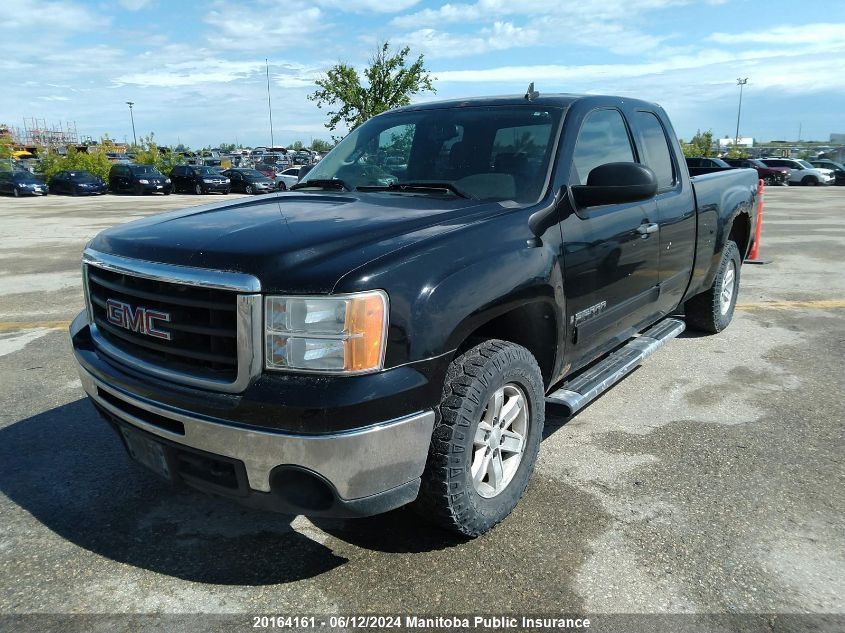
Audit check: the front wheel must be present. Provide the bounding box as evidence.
[195,183,203,195]
[801,175,817,186]
[415,340,544,536]
[245,184,254,194]
[685,240,741,333]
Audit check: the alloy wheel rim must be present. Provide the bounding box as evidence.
[470,383,530,498]
[720,261,735,315]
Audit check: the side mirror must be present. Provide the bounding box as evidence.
[571,162,658,208]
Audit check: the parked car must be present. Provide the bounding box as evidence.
[723,158,789,186]
[810,159,845,185]
[759,158,834,186]
[71,92,759,536]
[274,167,301,190]
[0,170,48,196]
[108,164,172,195]
[170,165,231,195]
[220,168,276,194]
[685,157,731,169]
[49,170,108,196]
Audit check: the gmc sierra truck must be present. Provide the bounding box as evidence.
[70,93,759,536]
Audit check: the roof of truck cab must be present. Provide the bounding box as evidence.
[388,93,662,114]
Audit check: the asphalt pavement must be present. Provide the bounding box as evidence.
[0,187,842,632]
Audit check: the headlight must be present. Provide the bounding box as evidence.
[264,291,388,374]
[203,178,213,183]
[138,179,149,184]
[165,178,171,183]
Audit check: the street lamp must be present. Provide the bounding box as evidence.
[125,101,137,147]
[734,78,748,148]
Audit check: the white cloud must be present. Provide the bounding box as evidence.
[1,0,108,34]
[314,0,421,12]
[709,23,845,46]
[402,21,540,58]
[203,3,328,50]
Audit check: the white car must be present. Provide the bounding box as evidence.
[760,158,834,186]
[274,167,302,190]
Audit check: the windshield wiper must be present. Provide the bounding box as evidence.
[357,182,475,199]
[290,179,351,192]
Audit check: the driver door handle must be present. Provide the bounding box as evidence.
[637,222,659,236]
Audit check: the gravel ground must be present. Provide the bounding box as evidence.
[0,187,842,632]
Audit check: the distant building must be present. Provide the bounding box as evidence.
[830,133,845,144]
[719,137,754,148]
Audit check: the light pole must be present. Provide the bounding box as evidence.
[265,59,274,148]
[125,101,137,147]
[734,78,748,148]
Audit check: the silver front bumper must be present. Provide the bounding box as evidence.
[78,366,435,500]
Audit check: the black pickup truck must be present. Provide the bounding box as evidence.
[70,93,759,536]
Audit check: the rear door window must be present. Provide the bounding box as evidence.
[635,111,676,190]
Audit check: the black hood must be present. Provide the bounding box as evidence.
[89,191,507,293]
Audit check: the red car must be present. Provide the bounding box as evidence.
[724,158,789,186]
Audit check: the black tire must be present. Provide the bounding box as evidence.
[801,175,816,186]
[763,175,774,186]
[245,184,254,194]
[685,240,741,333]
[415,340,545,537]
[13,188,19,198]
[195,183,203,195]
[278,182,286,191]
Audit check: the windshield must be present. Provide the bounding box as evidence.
[14,173,41,183]
[798,160,815,169]
[747,159,765,168]
[196,167,220,176]
[69,171,97,182]
[301,105,564,203]
[131,165,162,176]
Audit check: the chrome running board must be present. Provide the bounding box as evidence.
[546,318,686,417]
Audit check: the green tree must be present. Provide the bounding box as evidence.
[308,41,435,132]
[290,140,305,151]
[725,146,749,159]
[680,129,715,157]
[0,133,13,160]
[310,139,333,153]
[132,133,184,174]
[38,146,112,181]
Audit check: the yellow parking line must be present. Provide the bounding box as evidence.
[0,320,72,332]
[736,299,845,311]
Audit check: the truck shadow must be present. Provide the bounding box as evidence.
[0,398,483,581]
[0,399,349,586]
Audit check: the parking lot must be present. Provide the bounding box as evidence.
[0,188,843,628]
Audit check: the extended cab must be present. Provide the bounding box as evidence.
[70,94,759,536]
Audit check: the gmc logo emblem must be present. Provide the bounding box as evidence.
[106,299,172,341]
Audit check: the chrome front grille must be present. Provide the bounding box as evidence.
[83,249,262,393]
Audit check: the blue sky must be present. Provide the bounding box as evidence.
[3,0,844,148]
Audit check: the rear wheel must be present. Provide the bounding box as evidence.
[685,240,741,333]
[415,340,544,536]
